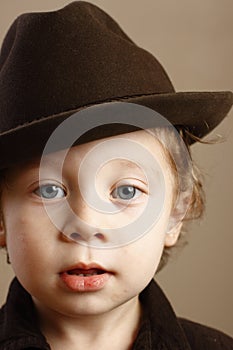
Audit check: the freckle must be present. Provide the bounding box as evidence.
[16,233,27,243]
[19,217,27,225]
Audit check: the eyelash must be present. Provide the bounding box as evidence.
[110,185,144,201]
[34,184,66,200]
[33,183,145,202]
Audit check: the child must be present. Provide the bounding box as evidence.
[0,2,232,349]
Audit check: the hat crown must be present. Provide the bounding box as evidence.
[0,1,174,133]
[0,1,232,171]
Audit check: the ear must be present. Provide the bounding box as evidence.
[164,221,182,247]
[164,189,191,247]
[0,215,6,247]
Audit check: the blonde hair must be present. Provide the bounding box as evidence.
[152,126,205,271]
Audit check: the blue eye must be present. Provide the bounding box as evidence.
[111,185,141,200]
[35,184,66,199]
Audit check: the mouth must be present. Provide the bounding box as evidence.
[60,263,112,292]
[67,268,106,277]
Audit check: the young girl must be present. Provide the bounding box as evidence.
[0,2,232,349]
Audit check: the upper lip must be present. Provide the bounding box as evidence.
[60,262,110,274]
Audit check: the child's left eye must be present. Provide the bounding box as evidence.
[111,185,142,201]
[34,184,66,199]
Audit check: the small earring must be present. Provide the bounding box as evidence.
[6,251,11,264]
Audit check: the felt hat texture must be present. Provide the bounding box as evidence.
[0,1,232,169]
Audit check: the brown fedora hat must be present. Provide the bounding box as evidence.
[0,1,232,169]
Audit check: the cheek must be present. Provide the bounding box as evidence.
[131,207,170,275]
[6,218,39,265]
[113,188,172,288]
[3,203,55,270]
[136,231,165,273]
[118,226,167,293]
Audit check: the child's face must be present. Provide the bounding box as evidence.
[0,130,180,317]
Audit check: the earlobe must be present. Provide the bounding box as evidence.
[164,221,182,247]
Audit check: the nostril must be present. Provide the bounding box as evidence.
[70,232,82,241]
[65,232,107,243]
[94,233,106,241]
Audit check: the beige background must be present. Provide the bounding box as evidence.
[0,0,232,337]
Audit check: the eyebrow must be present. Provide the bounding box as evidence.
[118,160,142,169]
[24,157,148,176]
[12,156,63,179]
[116,160,148,178]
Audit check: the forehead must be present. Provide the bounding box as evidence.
[6,129,169,180]
[42,129,168,170]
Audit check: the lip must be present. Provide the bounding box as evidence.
[59,262,113,292]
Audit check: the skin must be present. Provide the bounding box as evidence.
[0,130,182,350]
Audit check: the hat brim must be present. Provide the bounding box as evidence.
[0,90,232,169]
[131,91,233,137]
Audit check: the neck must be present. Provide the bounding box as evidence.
[34,296,142,350]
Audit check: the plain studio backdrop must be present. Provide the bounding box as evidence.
[0,0,232,337]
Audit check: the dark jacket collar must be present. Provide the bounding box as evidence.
[0,278,50,350]
[135,280,191,349]
[0,278,191,350]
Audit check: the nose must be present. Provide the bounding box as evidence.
[59,198,110,246]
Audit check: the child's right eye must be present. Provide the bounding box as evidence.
[34,184,66,199]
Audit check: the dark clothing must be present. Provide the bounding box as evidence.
[0,278,232,349]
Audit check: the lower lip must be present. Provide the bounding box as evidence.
[60,272,111,292]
